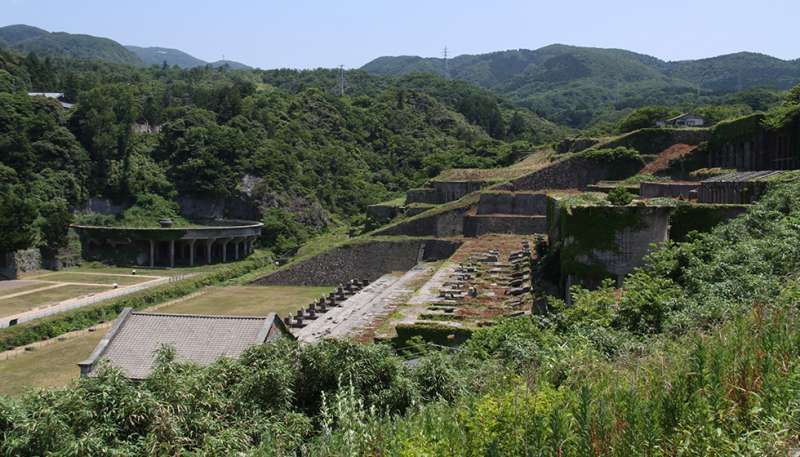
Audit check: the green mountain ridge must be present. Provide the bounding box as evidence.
[125,45,252,70]
[363,45,800,127]
[0,24,143,66]
[0,25,252,70]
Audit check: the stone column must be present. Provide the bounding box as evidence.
[149,240,155,268]
[222,239,230,262]
[235,240,241,260]
[206,239,215,264]
[169,240,175,268]
[189,239,197,267]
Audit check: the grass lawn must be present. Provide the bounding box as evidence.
[29,272,154,286]
[0,329,106,397]
[0,285,109,317]
[156,286,332,317]
[0,281,51,297]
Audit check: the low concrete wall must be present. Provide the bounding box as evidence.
[463,215,547,237]
[477,192,548,215]
[698,181,771,204]
[252,239,462,286]
[640,182,700,199]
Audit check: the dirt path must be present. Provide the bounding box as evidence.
[0,283,68,300]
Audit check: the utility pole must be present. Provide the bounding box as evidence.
[339,65,345,96]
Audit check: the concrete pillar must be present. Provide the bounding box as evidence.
[235,240,241,260]
[149,240,155,268]
[169,240,175,268]
[206,239,214,264]
[189,240,196,267]
[222,239,229,262]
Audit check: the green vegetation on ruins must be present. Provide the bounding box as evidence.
[3,180,800,454]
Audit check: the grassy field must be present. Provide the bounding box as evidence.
[0,284,109,318]
[28,272,154,286]
[19,260,230,279]
[0,281,51,297]
[0,329,106,397]
[156,285,332,317]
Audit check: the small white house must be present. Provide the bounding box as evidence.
[656,113,706,128]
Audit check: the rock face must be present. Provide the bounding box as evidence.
[0,249,42,280]
[251,239,462,286]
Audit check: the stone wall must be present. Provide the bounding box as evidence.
[640,182,700,199]
[601,128,710,154]
[463,215,547,237]
[252,238,462,286]
[373,205,471,237]
[498,156,643,192]
[406,181,486,205]
[556,137,599,154]
[366,204,400,225]
[476,192,548,215]
[0,248,43,280]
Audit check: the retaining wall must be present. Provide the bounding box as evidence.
[498,156,644,192]
[640,182,700,199]
[476,192,548,215]
[373,205,470,237]
[252,238,462,286]
[406,181,486,205]
[463,215,547,237]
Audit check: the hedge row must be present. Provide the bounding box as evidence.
[0,254,274,351]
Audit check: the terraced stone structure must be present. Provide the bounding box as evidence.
[72,220,263,267]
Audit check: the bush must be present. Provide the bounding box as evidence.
[606,186,635,206]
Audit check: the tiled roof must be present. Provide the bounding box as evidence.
[80,309,292,379]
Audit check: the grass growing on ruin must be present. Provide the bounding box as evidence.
[0,329,106,397]
[0,285,109,318]
[154,285,332,317]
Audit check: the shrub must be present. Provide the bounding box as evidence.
[606,186,635,206]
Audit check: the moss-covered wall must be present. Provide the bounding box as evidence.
[669,204,748,242]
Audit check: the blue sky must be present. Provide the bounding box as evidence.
[2,0,798,69]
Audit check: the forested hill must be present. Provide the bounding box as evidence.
[0,25,252,69]
[363,44,800,127]
[0,24,143,67]
[0,48,563,256]
[125,46,252,70]
[125,45,206,69]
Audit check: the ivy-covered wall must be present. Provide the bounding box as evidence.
[547,196,671,290]
[669,204,748,242]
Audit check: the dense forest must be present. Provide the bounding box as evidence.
[0,49,563,256]
[364,45,798,128]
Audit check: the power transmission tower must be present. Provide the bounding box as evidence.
[443,46,450,79]
[339,65,345,96]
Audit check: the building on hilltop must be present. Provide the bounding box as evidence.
[655,113,706,128]
[27,92,74,109]
[79,308,293,379]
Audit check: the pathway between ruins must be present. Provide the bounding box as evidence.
[293,264,436,343]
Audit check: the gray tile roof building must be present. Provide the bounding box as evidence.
[79,308,293,379]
